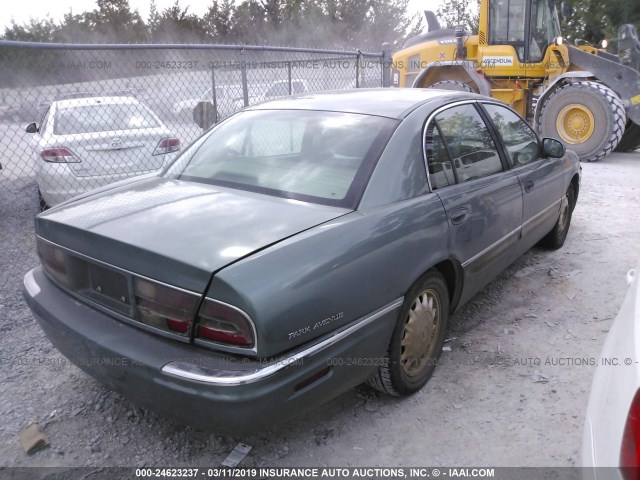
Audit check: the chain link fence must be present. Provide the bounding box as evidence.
[0,41,390,209]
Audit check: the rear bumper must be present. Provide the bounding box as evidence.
[23,267,398,434]
[35,157,176,206]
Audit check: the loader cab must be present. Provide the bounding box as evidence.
[488,0,561,63]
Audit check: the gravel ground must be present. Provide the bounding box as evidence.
[1,152,640,469]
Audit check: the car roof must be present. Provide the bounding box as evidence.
[247,88,475,119]
[52,96,140,108]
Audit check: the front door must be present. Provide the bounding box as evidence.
[481,102,565,244]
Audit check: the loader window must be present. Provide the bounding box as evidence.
[490,0,527,60]
[529,0,560,62]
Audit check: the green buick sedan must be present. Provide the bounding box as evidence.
[24,89,580,434]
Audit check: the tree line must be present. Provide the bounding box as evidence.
[3,0,638,52]
[1,0,421,48]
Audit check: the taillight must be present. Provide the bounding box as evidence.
[621,389,640,478]
[37,239,70,287]
[41,147,79,163]
[133,278,199,336]
[195,299,255,348]
[153,137,181,155]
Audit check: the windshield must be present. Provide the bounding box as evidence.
[489,0,561,62]
[173,109,396,208]
[54,103,160,135]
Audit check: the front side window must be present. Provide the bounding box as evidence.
[434,104,504,183]
[175,110,396,207]
[483,103,541,168]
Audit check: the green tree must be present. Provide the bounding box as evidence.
[232,1,269,43]
[54,10,94,43]
[436,0,480,32]
[603,0,640,34]
[3,18,59,42]
[149,0,207,42]
[203,0,236,40]
[560,0,640,45]
[87,0,148,42]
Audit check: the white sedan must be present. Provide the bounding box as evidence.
[583,266,640,478]
[26,96,181,207]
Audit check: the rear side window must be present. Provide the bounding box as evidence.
[434,104,503,183]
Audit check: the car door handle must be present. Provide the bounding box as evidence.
[450,207,469,225]
[524,180,535,192]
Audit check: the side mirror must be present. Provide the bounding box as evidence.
[542,137,565,158]
[25,122,38,134]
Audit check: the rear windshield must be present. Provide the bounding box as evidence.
[172,109,396,208]
[54,102,160,135]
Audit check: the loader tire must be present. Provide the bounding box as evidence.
[614,121,640,152]
[429,80,474,92]
[538,81,625,162]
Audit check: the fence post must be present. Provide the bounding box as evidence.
[210,65,218,128]
[241,65,249,107]
[355,50,361,88]
[287,61,292,95]
[382,42,391,88]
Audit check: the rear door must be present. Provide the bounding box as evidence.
[425,102,523,304]
[481,102,565,243]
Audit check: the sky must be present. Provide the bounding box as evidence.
[0,0,443,33]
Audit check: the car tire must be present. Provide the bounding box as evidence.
[540,184,575,250]
[367,270,449,396]
[37,189,49,212]
[538,81,625,162]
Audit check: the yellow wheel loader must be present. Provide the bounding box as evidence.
[391,0,640,161]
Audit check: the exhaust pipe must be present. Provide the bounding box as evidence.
[455,26,466,60]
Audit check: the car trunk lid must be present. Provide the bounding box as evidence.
[36,177,350,292]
